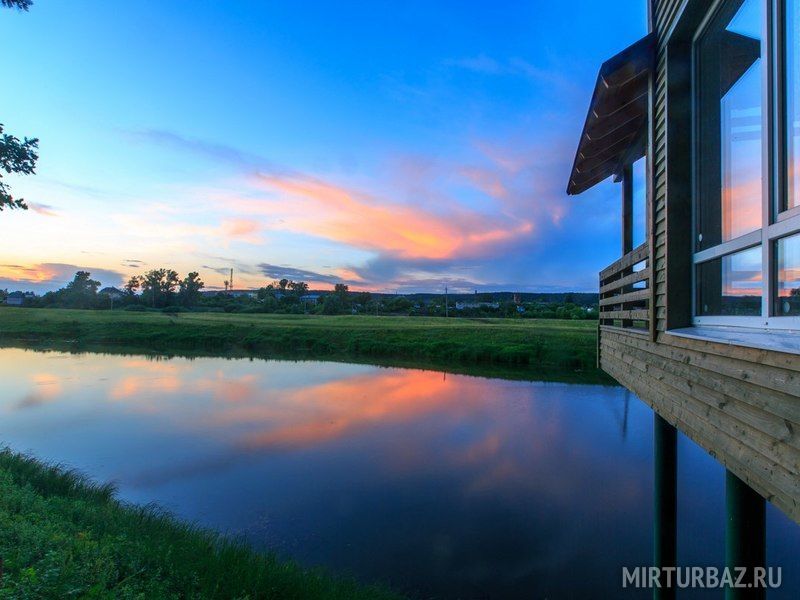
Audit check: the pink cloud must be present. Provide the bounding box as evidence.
[28,203,59,217]
[219,218,262,244]
[217,169,536,262]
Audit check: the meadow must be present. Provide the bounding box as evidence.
[0,308,604,381]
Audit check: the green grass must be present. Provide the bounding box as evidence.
[0,308,607,382]
[0,448,404,600]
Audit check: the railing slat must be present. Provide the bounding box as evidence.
[599,267,651,294]
[599,242,651,331]
[600,309,651,320]
[599,289,650,306]
[599,242,649,280]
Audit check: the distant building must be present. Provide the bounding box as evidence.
[299,294,321,305]
[199,289,257,298]
[4,291,35,306]
[454,301,500,310]
[99,287,124,300]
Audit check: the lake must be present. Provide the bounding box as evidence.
[0,347,797,598]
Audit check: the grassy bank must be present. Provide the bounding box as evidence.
[0,448,402,599]
[0,308,605,381]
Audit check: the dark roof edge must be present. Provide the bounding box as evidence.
[566,33,655,195]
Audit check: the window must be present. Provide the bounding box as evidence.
[784,0,799,212]
[632,156,647,249]
[698,244,762,315]
[692,0,800,328]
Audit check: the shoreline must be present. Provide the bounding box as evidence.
[0,308,611,384]
[0,447,403,599]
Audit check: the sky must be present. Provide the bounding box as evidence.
[0,0,647,293]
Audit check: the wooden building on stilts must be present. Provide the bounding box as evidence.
[568,0,799,595]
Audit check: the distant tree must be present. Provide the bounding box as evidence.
[334,283,349,298]
[257,283,275,300]
[140,268,179,307]
[354,291,372,307]
[179,271,204,306]
[160,269,179,299]
[61,271,100,308]
[320,294,343,315]
[66,271,100,295]
[278,278,289,292]
[386,296,412,313]
[141,270,161,307]
[0,124,39,211]
[123,275,141,296]
[288,280,309,296]
[1,1,33,10]
[1,2,37,210]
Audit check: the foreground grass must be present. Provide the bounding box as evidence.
[0,448,403,600]
[0,308,604,381]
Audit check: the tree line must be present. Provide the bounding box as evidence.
[5,270,598,320]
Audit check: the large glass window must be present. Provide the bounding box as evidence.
[785,0,800,212]
[696,0,763,250]
[632,156,647,249]
[692,0,800,327]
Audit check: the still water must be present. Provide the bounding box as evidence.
[0,347,797,598]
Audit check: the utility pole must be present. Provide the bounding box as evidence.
[230,268,234,293]
[445,286,448,318]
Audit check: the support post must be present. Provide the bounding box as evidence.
[653,413,677,600]
[622,164,634,255]
[725,471,765,600]
[620,164,634,329]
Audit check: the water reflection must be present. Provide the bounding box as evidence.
[0,348,796,599]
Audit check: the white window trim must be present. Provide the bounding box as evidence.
[690,0,800,330]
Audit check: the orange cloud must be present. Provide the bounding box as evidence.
[224,172,535,261]
[219,218,262,244]
[0,264,60,283]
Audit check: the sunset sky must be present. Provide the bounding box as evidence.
[0,0,647,293]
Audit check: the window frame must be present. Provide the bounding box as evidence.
[690,0,800,330]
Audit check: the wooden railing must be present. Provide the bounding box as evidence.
[599,242,650,330]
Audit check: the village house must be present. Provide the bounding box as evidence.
[454,301,500,310]
[4,291,35,306]
[98,287,124,300]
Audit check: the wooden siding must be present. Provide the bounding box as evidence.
[652,0,682,333]
[600,327,800,523]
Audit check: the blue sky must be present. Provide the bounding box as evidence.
[0,0,647,293]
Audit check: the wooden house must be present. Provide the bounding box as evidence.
[568,0,799,593]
